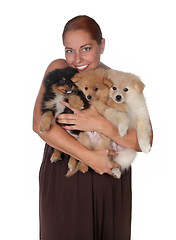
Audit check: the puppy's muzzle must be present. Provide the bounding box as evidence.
[65,84,74,94]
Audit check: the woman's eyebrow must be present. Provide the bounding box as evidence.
[65,44,92,50]
[65,47,73,50]
[80,43,92,48]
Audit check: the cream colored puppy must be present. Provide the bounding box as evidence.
[105,70,152,178]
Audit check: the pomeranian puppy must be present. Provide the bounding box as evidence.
[73,67,113,114]
[65,68,115,176]
[105,69,152,178]
[39,67,90,173]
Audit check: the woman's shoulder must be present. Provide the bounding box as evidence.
[46,59,68,72]
[100,62,111,70]
[43,59,69,77]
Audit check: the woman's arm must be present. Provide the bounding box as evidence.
[33,59,119,175]
[58,104,153,152]
[94,112,153,152]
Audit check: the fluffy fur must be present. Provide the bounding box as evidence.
[105,69,152,178]
[39,67,90,175]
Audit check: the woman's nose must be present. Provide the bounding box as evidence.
[75,51,82,64]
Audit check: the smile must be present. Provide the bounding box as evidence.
[76,65,89,71]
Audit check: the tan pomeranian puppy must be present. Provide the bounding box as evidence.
[65,68,115,176]
[104,69,152,178]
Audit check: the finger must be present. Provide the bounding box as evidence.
[60,101,78,113]
[58,119,77,125]
[107,170,113,176]
[89,104,99,112]
[107,150,119,157]
[112,162,120,168]
[58,113,76,120]
[62,125,77,130]
[57,118,77,126]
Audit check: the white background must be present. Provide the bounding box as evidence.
[0,0,176,239]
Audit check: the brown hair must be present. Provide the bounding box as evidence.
[62,15,103,45]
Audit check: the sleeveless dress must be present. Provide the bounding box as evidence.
[39,144,132,240]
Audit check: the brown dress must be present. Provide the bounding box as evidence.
[39,144,132,240]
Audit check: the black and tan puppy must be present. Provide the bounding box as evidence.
[39,67,90,173]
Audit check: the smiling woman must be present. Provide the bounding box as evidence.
[63,30,105,71]
[62,15,105,72]
[32,15,144,240]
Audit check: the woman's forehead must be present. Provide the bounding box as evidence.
[63,30,97,48]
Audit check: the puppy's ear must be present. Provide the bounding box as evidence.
[103,78,113,88]
[71,73,82,83]
[44,69,60,88]
[44,76,52,88]
[134,77,145,93]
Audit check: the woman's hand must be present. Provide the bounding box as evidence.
[57,101,120,176]
[57,101,104,131]
[88,148,119,176]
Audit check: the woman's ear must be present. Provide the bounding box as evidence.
[100,38,105,54]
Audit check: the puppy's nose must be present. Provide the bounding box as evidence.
[116,95,122,101]
[87,95,92,100]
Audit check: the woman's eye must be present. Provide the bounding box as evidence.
[123,88,128,92]
[113,86,117,90]
[94,87,98,91]
[85,87,88,90]
[65,49,73,53]
[82,47,91,52]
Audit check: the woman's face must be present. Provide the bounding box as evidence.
[63,30,105,71]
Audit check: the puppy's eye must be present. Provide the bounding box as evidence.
[60,79,66,85]
[113,86,117,90]
[85,87,88,90]
[123,88,128,92]
[94,87,98,91]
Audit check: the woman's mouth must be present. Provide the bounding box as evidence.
[76,65,89,71]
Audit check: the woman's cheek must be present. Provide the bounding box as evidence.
[65,54,74,65]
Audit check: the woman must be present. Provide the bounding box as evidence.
[33,15,152,240]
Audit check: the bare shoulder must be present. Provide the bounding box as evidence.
[44,59,68,77]
[100,62,111,70]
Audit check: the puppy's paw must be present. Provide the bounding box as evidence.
[39,121,51,133]
[118,128,127,137]
[65,170,73,177]
[112,168,122,179]
[50,155,60,163]
[118,124,128,137]
[68,162,76,172]
[68,157,77,171]
[141,145,151,153]
[39,112,53,132]
[50,151,61,163]
[79,163,89,173]
[112,115,130,137]
[139,141,151,153]
[69,95,84,110]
